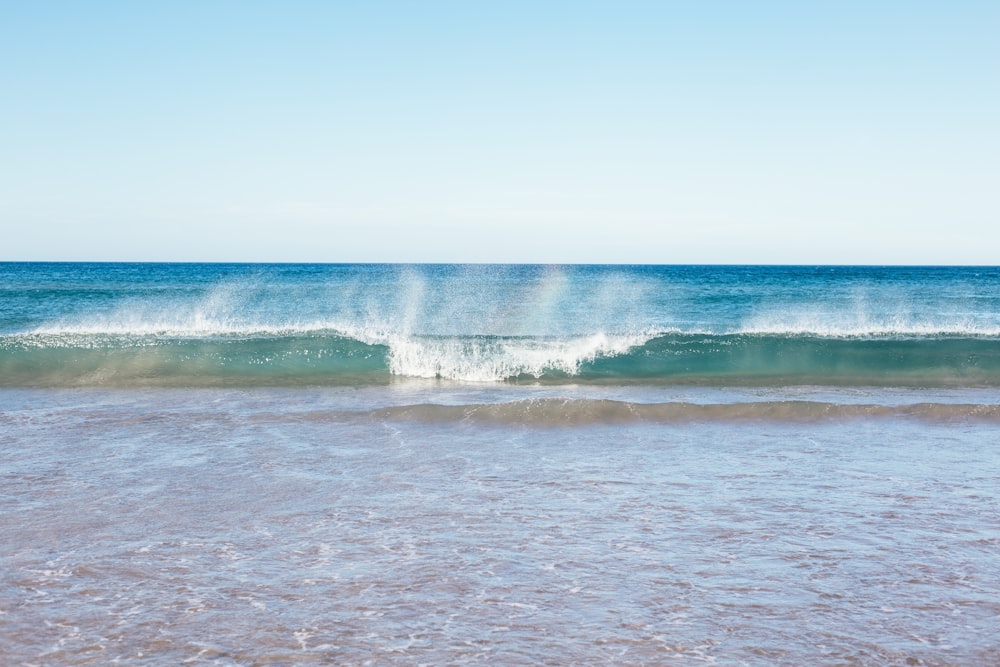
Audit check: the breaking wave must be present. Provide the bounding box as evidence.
[3,326,1000,387]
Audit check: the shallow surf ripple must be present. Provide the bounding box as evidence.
[2,388,999,665]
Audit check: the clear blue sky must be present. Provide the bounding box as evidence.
[2,1,998,263]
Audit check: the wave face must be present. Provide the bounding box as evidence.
[4,332,1000,387]
[3,263,1000,386]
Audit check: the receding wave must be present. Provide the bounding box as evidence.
[3,329,1000,387]
[356,398,1000,425]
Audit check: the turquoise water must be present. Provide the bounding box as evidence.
[3,263,1000,387]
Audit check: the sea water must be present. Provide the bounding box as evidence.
[1,264,999,665]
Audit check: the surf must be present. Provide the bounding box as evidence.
[3,328,1000,386]
[4,264,1000,386]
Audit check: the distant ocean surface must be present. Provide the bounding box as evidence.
[3,264,999,665]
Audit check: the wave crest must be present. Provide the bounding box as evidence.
[383,333,651,382]
[5,329,1000,387]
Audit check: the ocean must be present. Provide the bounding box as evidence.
[2,263,999,665]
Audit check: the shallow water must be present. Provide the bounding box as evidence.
[3,386,999,665]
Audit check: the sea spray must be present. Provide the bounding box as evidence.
[3,263,1000,386]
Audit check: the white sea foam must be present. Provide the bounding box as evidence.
[315,317,654,381]
[381,332,652,382]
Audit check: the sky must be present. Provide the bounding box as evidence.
[2,1,998,263]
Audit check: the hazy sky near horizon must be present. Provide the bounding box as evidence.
[2,1,998,263]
